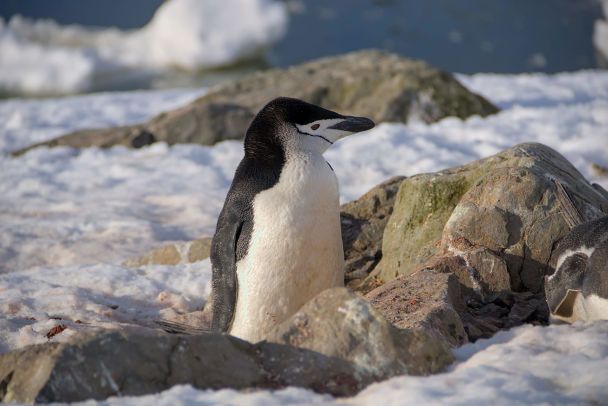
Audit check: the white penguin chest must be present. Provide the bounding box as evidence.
[230,153,344,342]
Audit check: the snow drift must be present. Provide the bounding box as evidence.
[0,0,288,95]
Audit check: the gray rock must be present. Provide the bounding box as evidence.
[266,288,453,379]
[366,269,468,347]
[0,331,263,404]
[371,143,608,293]
[12,50,498,155]
[341,176,406,288]
[0,332,346,403]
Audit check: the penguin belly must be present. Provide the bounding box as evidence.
[229,153,344,342]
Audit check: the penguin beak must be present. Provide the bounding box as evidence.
[328,116,375,133]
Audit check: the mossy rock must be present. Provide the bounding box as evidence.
[370,143,608,291]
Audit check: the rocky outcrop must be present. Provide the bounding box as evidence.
[356,143,607,344]
[266,288,453,378]
[371,143,608,293]
[12,50,498,155]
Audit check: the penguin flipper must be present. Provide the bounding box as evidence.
[210,214,244,333]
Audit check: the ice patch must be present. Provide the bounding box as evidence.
[0,0,288,95]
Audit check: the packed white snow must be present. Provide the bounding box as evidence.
[0,70,607,404]
[0,0,288,95]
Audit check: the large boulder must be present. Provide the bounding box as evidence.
[371,143,608,293]
[266,288,453,379]
[12,50,498,155]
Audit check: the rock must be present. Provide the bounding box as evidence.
[366,269,468,347]
[0,303,453,404]
[12,50,498,155]
[12,127,155,156]
[366,255,549,344]
[340,176,406,288]
[0,331,262,403]
[372,143,608,293]
[266,288,453,379]
[0,331,361,403]
[461,291,549,341]
[123,237,212,267]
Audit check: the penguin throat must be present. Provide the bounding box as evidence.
[292,124,334,145]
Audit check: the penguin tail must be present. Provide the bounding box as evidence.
[155,319,213,335]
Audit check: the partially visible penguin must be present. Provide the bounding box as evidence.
[210,97,375,342]
[545,216,608,323]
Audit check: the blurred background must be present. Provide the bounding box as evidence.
[1,0,607,96]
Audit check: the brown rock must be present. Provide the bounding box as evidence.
[12,50,498,155]
[366,269,468,347]
[266,288,453,379]
[371,143,608,293]
[340,176,406,287]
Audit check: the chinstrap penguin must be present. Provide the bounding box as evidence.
[545,215,608,323]
[210,97,375,342]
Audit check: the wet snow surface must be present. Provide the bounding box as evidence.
[1,70,607,404]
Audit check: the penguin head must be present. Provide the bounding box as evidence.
[245,97,375,157]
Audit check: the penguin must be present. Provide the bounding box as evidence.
[209,97,374,342]
[545,215,608,323]
[210,97,374,342]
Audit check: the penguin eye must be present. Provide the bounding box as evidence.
[311,124,320,130]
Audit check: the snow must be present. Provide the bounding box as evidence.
[0,87,206,153]
[0,70,607,404]
[0,261,212,353]
[0,0,288,95]
[594,0,608,64]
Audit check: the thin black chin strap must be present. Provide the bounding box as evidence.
[292,124,334,145]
